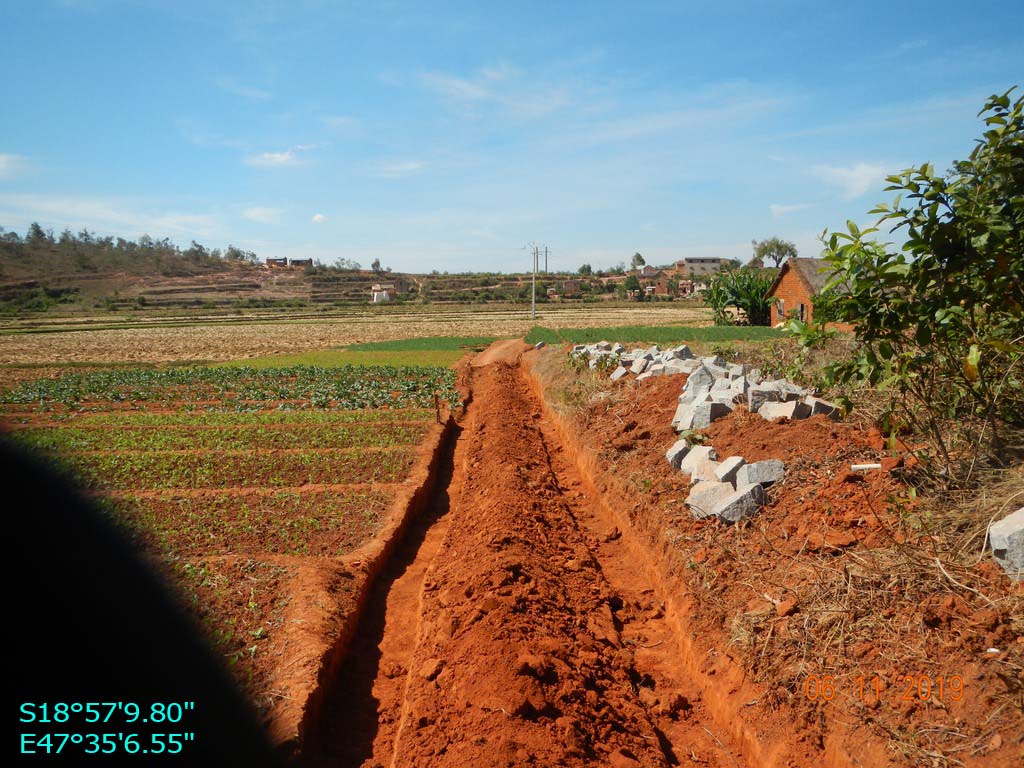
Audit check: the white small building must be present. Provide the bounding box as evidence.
[371,283,395,303]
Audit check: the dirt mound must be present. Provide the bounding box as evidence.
[547,362,1021,766]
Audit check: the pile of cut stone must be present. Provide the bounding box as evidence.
[672,358,841,430]
[667,441,784,523]
[571,342,842,425]
[571,342,705,381]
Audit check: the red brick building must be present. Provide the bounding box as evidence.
[766,257,852,329]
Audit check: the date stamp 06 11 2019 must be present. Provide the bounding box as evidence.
[802,673,965,705]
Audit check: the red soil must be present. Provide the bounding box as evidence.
[541,365,1022,766]
[303,350,825,767]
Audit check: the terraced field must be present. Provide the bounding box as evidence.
[0,364,455,734]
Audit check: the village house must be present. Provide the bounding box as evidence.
[265,257,288,267]
[371,283,396,303]
[766,257,853,330]
[677,257,725,278]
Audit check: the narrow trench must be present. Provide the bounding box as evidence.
[301,419,463,768]
[524,371,746,768]
[301,358,750,767]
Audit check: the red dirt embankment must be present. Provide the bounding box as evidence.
[303,347,825,768]
[529,360,1021,767]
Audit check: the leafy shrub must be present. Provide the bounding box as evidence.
[790,88,1024,485]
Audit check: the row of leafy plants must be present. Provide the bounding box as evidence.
[58,448,414,491]
[0,364,460,410]
[1,408,435,426]
[8,422,429,452]
[104,488,392,557]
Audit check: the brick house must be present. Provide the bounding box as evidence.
[766,257,852,330]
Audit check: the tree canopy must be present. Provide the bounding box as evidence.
[753,237,797,267]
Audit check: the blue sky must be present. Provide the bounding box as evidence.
[1,1,1022,272]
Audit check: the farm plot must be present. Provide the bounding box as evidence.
[0,364,454,728]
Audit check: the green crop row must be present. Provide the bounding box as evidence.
[9,422,430,452]
[1,364,460,410]
[0,408,435,427]
[56,448,413,491]
[104,488,392,557]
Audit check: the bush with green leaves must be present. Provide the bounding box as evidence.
[790,88,1024,485]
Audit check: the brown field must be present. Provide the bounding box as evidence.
[0,304,710,365]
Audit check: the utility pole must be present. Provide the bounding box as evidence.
[531,245,538,320]
[523,241,548,320]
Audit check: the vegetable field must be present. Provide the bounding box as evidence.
[0,363,450,711]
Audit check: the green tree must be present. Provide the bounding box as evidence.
[578,263,593,275]
[753,237,797,267]
[623,273,643,300]
[27,222,50,245]
[631,252,646,269]
[791,87,1024,484]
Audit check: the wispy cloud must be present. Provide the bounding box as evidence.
[0,193,216,237]
[812,162,889,199]
[242,206,283,224]
[311,213,326,223]
[216,76,271,101]
[419,63,571,118]
[322,115,357,129]
[420,71,492,101]
[373,160,426,178]
[546,82,787,148]
[897,39,928,53]
[244,144,317,168]
[769,202,814,218]
[175,118,247,149]
[0,153,29,179]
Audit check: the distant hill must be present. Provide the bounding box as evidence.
[0,223,709,317]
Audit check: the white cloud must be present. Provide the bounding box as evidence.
[0,193,216,237]
[769,202,814,218]
[0,153,29,179]
[373,160,426,178]
[420,71,493,102]
[419,64,571,118]
[311,213,326,223]
[242,207,283,224]
[216,76,271,101]
[812,162,889,200]
[244,144,316,168]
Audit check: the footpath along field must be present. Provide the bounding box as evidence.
[0,362,461,747]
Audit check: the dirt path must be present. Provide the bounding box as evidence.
[304,353,754,767]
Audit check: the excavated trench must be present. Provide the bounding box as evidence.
[301,346,776,768]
